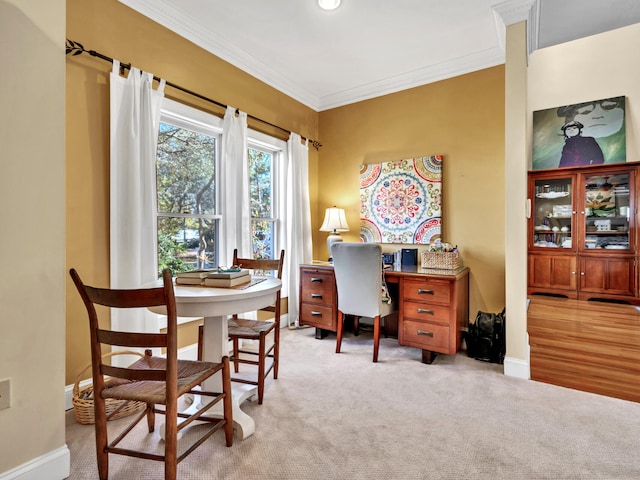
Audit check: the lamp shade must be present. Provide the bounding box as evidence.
[320,207,349,233]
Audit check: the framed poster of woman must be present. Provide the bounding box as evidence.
[532,96,626,170]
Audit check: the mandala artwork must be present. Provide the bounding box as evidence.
[360,155,442,244]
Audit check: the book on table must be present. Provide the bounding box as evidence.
[203,273,251,287]
[175,269,214,279]
[175,276,205,285]
[205,269,250,279]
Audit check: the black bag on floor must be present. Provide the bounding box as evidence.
[466,308,505,364]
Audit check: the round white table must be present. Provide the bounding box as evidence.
[150,276,281,440]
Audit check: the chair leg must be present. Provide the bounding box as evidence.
[94,396,109,480]
[164,393,178,480]
[257,331,267,404]
[373,315,381,363]
[146,403,155,433]
[221,356,234,447]
[336,310,344,353]
[197,324,204,361]
[353,315,360,336]
[232,337,240,373]
[273,322,280,380]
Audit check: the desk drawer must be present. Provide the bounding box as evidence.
[403,301,450,324]
[301,272,335,305]
[403,279,451,304]
[401,320,450,351]
[300,303,334,328]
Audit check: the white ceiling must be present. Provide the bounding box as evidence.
[119,0,640,112]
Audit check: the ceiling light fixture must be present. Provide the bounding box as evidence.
[318,0,341,11]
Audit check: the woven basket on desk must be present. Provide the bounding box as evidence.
[72,350,147,425]
[421,251,463,270]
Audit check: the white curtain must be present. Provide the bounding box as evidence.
[219,106,250,267]
[284,133,313,326]
[109,61,165,335]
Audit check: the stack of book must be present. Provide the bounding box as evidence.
[175,269,213,285]
[175,268,252,287]
[203,269,251,287]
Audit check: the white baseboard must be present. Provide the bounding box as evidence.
[503,355,530,380]
[0,446,69,480]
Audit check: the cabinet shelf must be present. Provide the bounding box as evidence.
[528,164,637,303]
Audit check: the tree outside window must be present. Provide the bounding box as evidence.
[156,122,219,275]
[249,147,274,260]
[155,100,281,275]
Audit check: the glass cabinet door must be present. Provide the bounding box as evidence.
[532,177,573,248]
[583,172,630,250]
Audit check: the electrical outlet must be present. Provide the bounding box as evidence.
[0,378,11,410]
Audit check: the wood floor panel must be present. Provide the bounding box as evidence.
[528,296,640,403]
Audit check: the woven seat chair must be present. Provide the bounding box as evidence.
[331,242,397,362]
[198,249,284,405]
[70,268,233,480]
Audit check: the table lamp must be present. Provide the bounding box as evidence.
[320,206,349,261]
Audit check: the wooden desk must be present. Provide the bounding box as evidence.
[299,263,469,363]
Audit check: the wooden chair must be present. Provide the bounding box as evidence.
[198,249,284,404]
[70,268,233,480]
[331,242,396,362]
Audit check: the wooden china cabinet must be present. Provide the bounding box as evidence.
[528,163,638,304]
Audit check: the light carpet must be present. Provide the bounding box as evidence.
[66,327,640,479]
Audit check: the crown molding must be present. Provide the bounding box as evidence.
[492,0,536,26]
[491,0,538,62]
[119,0,321,108]
[317,47,505,111]
[120,0,525,111]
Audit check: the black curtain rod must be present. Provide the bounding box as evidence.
[65,39,322,149]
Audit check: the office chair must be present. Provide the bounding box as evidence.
[70,268,233,480]
[331,242,396,362]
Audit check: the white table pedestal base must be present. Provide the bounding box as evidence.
[159,314,259,441]
[150,278,280,442]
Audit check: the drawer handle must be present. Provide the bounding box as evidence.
[417,329,434,337]
[311,277,323,283]
[417,289,434,295]
[417,308,434,315]
[311,311,323,317]
[311,294,323,299]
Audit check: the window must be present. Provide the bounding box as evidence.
[155,100,222,275]
[155,99,284,274]
[249,145,275,259]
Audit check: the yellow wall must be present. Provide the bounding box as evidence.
[0,0,68,475]
[66,0,319,385]
[66,0,507,384]
[318,67,507,320]
[504,21,529,369]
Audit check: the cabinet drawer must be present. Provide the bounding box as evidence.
[403,301,450,324]
[301,273,335,304]
[300,303,334,328]
[403,279,451,304]
[401,320,450,351]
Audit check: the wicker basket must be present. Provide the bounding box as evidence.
[72,350,147,425]
[421,251,463,270]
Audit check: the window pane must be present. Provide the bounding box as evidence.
[157,217,217,273]
[157,123,216,215]
[249,149,272,218]
[252,219,274,259]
